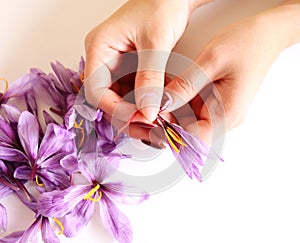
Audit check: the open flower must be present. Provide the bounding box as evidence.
[157,115,222,181]
[12,111,77,190]
[38,152,148,242]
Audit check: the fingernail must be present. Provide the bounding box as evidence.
[160,92,172,111]
[140,93,161,122]
[141,139,166,149]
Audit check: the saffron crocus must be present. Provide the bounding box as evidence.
[38,152,148,242]
[0,215,61,243]
[13,111,77,190]
[157,115,222,181]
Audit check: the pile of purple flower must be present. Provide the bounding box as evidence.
[0,59,221,243]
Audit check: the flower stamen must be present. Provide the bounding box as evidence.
[73,119,85,148]
[80,73,84,83]
[52,217,64,235]
[35,175,44,187]
[164,126,186,153]
[0,77,9,93]
[72,83,81,93]
[84,184,102,202]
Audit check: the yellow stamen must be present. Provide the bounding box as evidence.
[166,127,186,147]
[35,175,44,187]
[84,184,102,202]
[164,126,186,153]
[80,73,84,83]
[72,83,81,93]
[0,77,9,93]
[73,119,85,148]
[52,218,64,235]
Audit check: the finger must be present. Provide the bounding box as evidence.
[135,50,171,122]
[164,60,211,112]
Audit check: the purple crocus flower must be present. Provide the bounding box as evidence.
[157,115,222,181]
[0,215,60,243]
[12,111,77,190]
[38,152,148,242]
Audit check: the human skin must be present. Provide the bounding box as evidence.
[84,0,300,145]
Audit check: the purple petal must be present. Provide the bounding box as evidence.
[42,111,57,125]
[1,73,32,102]
[38,185,91,218]
[18,217,42,243]
[100,193,132,243]
[0,203,8,232]
[51,61,74,94]
[0,146,27,163]
[103,182,149,205]
[1,104,21,123]
[38,124,75,162]
[17,111,39,162]
[13,165,31,180]
[62,199,95,237]
[41,217,60,243]
[64,108,76,130]
[38,169,71,190]
[74,104,98,121]
[60,154,78,172]
[0,231,24,242]
[0,184,13,199]
[79,153,121,183]
[0,117,17,146]
[78,57,85,75]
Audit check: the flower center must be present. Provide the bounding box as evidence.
[0,77,9,93]
[52,217,64,235]
[83,183,102,202]
[164,126,186,153]
[73,119,85,148]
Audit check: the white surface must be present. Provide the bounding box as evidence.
[1,1,300,243]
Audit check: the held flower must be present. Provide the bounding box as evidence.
[157,115,222,181]
[38,152,148,242]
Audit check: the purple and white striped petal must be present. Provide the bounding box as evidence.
[17,112,39,163]
[18,217,42,243]
[100,193,132,243]
[0,231,24,243]
[41,217,60,243]
[13,166,31,180]
[0,203,8,232]
[38,185,91,218]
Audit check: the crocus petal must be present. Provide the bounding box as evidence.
[1,104,21,123]
[38,169,71,190]
[0,117,17,145]
[60,154,78,172]
[42,110,57,125]
[13,165,31,180]
[38,185,91,218]
[18,217,42,243]
[0,231,24,243]
[73,104,98,121]
[62,199,95,237]
[0,184,13,199]
[0,203,8,232]
[0,146,27,163]
[1,73,32,102]
[17,111,39,162]
[64,108,76,130]
[103,182,149,205]
[79,153,121,183]
[41,217,60,243]
[51,61,74,94]
[100,193,132,243]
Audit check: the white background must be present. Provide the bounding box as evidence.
[1,0,300,242]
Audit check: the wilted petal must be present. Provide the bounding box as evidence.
[62,199,95,237]
[0,231,24,243]
[0,203,7,232]
[17,111,39,162]
[38,185,91,218]
[100,193,132,243]
[13,165,31,180]
[41,217,60,243]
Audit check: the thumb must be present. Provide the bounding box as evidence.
[135,49,171,122]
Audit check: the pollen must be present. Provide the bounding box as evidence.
[0,77,9,93]
[84,184,102,202]
[73,119,85,148]
[35,175,44,187]
[165,126,186,153]
[52,217,64,235]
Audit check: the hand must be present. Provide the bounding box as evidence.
[84,0,212,126]
[164,1,300,144]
